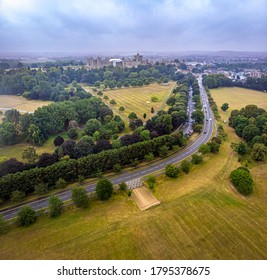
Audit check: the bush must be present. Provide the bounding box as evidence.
[11,190,25,204]
[147,176,156,190]
[17,206,37,227]
[127,190,132,197]
[159,145,169,157]
[113,163,122,173]
[78,175,85,184]
[181,160,192,174]
[96,179,113,200]
[165,164,179,178]
[34,182,49,195]
[54,135,64,146]
[230,168,253,195]
[48,196,64,217]
[191,154,203,165]
[68,129,78,140]
[71,188,89,208]
[55,178,67,189]
[119,182,127,191]
[144,153,154,161]
[0,214,9,234]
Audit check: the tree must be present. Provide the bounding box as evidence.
[252,143,267,161]
[54,135,64,146]
[62,140,76,158]
[207,141,220,154]
[143,113,147,119]
[93,139,112,153]
[236,141,249,156]
[11,190,25,204]
[71,188,89,208]
[147,176,156,190]
[165,164,179,178]
[96,178,113,200]
[0,121,17,145]
[68,129,78,139]
[0,158,26,177]
[27,124,44,146]
[55,178,67,189]
[110,99,116,105]
[191,154,203,165]
[36,153,58,167]
[0,214,9,234]
[192,110,204,124]
[17,206,37,226]
[144,152,154,161]
[119,106,125,111]
[22,147,38,164]
[48,195,64,217]
[151,107,155,114]
[128,112,138,120]
[221,103,229,111]
[181,160,192,174]
[84,119,101,136]
[242,124,260,143]
[119,182,127,191]
[230,168,253,195]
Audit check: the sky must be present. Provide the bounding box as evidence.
[0,0,267,53]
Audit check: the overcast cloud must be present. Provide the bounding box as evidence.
[0,0,266,53]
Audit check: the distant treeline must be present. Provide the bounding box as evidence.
[0,63,185,101]
[203,74,267,91]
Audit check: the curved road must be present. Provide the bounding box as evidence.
[1,76,215,220]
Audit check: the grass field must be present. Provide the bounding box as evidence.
[0,95,52,114]
[1,123,266,260]
[210,87,267,120]
[84,83,175,122]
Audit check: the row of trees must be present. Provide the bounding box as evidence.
[203,74,267,92]
[0,133,185,202]
[0,63,183,100]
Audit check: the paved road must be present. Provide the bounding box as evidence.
[1,76,215,220]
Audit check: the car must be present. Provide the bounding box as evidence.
[204,131,207,134]
[206,119,208,121]
[209,118,212,121]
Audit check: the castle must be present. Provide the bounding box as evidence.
[86,53,148,69]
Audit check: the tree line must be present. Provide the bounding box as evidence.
[0,133,185,202]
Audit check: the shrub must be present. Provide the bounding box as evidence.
[71,188,89,208]
[68,129,78,140]
[230,168,253,195]
[165,164,179,178]
[48,196,64,217]
[34,182,49,195]
[147,176,156,189]
[181,160,192,174]
[96,179,113,200]
[55,178,67,189]
[191,154,203,165]
[119,182,127,191]
[127,190,132,197]
[54,135,64,146]
[144,153,154,161]
[113,163,122,173]
[159,145,169,157]
[151,96,159,102]
[11,190,25,204]
[17,206,36,227]
[78,175,85,184]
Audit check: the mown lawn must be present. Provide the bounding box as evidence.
[84,83,174,122]
[210,87,267,120]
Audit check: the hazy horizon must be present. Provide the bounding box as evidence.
[0,0,267,53]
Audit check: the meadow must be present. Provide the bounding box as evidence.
[84,83,175,122]
[210,87,267,119]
